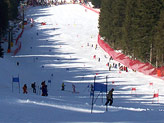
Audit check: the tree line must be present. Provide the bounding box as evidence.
[0,0,19,57]
[92,0,164,67]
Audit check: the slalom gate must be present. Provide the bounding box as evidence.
[91,76,108,113]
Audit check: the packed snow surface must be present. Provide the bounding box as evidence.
[1,4,164,123]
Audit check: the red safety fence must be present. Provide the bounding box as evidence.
[97,35,164,77]
[13,29,24,56]
[82,4,100,14]
[15,29,24,45]
[13,42,21,56]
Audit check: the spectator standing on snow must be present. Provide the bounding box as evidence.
[41,81,48,96]
[31,82,36,93]
[95,44,97,50]
[72,84,76,93]
[61,82,65,91]
[43,85,48,96]
[23,84,28,94]
[105,88,114,106]
[118,63,121,67]
[110,56,113,60]
[90,84,94,97]
[17,62,19,66]
[109,64,112,71]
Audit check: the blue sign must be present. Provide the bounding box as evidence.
[12,77,19,82]
[94,83,107,92]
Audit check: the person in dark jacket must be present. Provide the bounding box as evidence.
[61,82,65,91]
[41,81,48,96]
[31,82,36,93]
[43,85,48,96]
[105,88,114,106]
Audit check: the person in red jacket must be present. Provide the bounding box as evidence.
[23,84,28,94]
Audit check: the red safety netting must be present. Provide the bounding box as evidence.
[14,29,24,56]
[15,29,24,45]
[13,42,21,56]
[82,4,100,14]
[97,35,162,77]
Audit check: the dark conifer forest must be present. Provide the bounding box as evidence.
[97,0,164,67]
[0,0,19,57]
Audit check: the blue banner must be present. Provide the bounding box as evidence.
[94,83,107,92]
[12,77,19,82]
[48,80,51,83]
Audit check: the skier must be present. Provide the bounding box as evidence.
[125,67,128,72]
[90,84,94,97]
[16,62,19,66]
[93,55,96,59]
[110,56,113,60]
[105,88,114,106]
[43,85,48,96]
[109,64,112,71]
[119,66,123,71]
[72,84,76,93]
[115,64,117,68]
[61,82,65,91]
[41,81,48,96]
[95,44,97,50]
[118,63,121,67]
[113,63,115,68]
[31,82,36,93]
[23,84,28,94]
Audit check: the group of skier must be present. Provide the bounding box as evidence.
[36,0,87,6]
[61,83,77,93]
[22,81,48,96]
[22,81,114,106]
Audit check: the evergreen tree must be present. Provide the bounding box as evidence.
[110,0,127,49]
[91,0,101,8]
[99,0,164,66]
[122,0,138,56]
[0,0,8,58]
[0,46,4,58]
[0,0,19,58]
[99,0,127,49]
[99,0,113,45]
[0,0,8,32]
[6,0,19,20]
[133,0,162,62]
[154,9,164,67]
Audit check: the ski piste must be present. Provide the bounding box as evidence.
[63,90,80,94]
[1,3,164,123]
